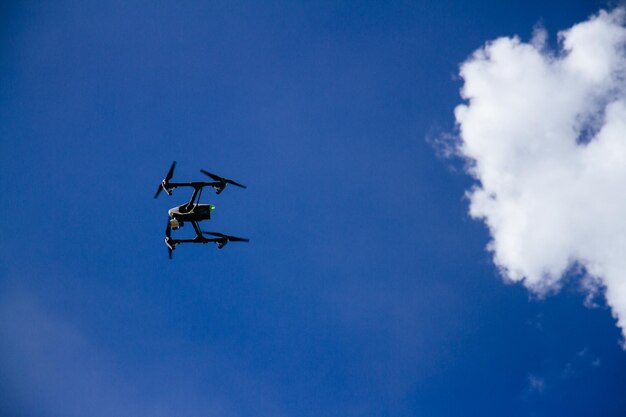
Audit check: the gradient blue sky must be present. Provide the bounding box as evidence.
[1,1,625,416]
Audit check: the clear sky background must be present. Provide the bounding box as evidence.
[1,1,625,416]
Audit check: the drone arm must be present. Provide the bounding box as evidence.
[167,237,199,244]
[191,221,203,238]
[172,236,217,245]
[166,182,193,191]
[184,187,201,211]
[161,181,220,198]
[168,181,219,187]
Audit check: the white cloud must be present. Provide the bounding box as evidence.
[454,8,626,342]
[527,373,546,393]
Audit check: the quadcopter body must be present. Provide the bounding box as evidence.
[167,203,214,229]
[155,161,248,258]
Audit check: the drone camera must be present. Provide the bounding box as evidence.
[170,218,181,230]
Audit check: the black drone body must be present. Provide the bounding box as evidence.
[155,161,248,259]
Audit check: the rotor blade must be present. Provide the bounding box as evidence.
[154,184,163,199]
[165,161,177,182]
[202,231,249,242]
[155,161,176,199]
[225,179,247,189]
[200,169,223,182]
[226,236,249,242]
[200,169,246,188]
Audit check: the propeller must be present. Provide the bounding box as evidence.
[202,231,249,248]
[154,161,177,198]
[202,231,250,242]
[200,170,247,191]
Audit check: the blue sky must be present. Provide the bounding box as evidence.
[1,1,625,416]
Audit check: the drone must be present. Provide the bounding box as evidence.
[155,161,249,258]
